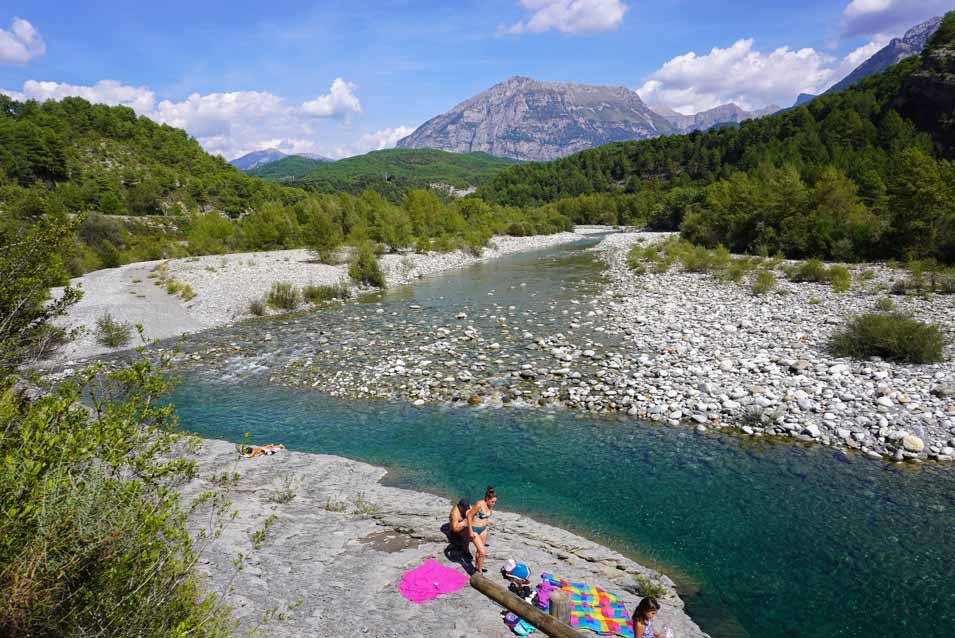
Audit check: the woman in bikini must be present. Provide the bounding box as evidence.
[242,443,285,458]
[466,486,497,573]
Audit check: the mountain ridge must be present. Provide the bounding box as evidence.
[654,102,781,133]
[230,148,333,172]
[396,76,674,162]
[826,15,942,95]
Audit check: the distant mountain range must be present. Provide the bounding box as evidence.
[231,15,943,173]
[230,148,333,172]
[826,16,942,96]
[393,16,944,162]
[654,103,780,133]
[396,76,674,162]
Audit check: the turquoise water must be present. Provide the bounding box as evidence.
[166,241,955,638]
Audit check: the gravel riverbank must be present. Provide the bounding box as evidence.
[192,231,954,463]
[185,438,707,638]
[47,231,583,364]
[595,233,955,462]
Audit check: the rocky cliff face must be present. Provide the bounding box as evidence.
[655,102,780,133]
[396,76,674,162]
[827,15,942,94]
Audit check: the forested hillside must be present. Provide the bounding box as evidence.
[0,97,570,277]
[0,95,293,217]
[290,149,518,200]
[247,155,331,181]
[476,11,955,264]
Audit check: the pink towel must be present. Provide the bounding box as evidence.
[397,558,470,604]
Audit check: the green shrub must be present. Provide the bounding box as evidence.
[180,283,196,301]
[0,361,235,637]
[324,498,347,512]
[829,313,947,364]
[828,265,851,292]
[249,298,266,316]
[348,242,386,288]
[94,311,132,348]
[809,296,821,305]
[875,297,895,311]
[679,244,715,273]
[785,259,829,282]
[303,283,352,304]
[352,492,379,516]
[267,282,302,310]
[634,574,669,600]
[750,269,777,295]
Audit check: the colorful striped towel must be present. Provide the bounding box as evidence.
[542,573,634,638]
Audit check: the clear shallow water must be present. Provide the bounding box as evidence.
[166,241,955,638]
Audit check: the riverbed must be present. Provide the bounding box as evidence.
[164,237,955,638]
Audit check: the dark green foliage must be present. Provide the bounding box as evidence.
[0,95,293,219]
[247,155,330,181]
[0,212,234,636]
[291,149,517,196]
[476,51,955,263]
[829,312,947,363]
[926,11,955,50]
[94,311,132,347]
[266,281,302,310]
[0,212,82,373]
[303,283,351,303]
[348,241,385,288]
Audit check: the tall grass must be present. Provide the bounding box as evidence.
[267,281,302,310]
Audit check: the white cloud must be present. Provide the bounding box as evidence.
[329,126,415,159]
[18,79,157,113]
[637,36,892,114]
[0,17,46,65]
[301,78,362,119]
[0,77,379,159]
[842,0,949,37]
[503,0,628,35]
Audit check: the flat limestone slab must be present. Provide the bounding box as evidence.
[183,439,708,638]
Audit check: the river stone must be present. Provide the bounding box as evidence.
[805,424,822,438]
[902,435,925,453]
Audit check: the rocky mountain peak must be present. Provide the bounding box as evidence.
[396,77,673,162]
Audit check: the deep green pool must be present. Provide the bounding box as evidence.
[167,240,955,638]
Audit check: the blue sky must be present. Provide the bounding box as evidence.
[1,1,950,159]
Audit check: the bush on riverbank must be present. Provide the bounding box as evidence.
[783,259,852,291]
[303,283,351,304]
[94,311,132,347]
[267,281,303,310]
[0,361,236,638]
[829,313,947,363]
[348,242,385,288]
[750,269,777,295]
[249,298,267,316]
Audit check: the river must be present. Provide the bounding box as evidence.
[167,237,955,638]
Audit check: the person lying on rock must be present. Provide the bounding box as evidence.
[467,485,497,573]
[242,443,285,458]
